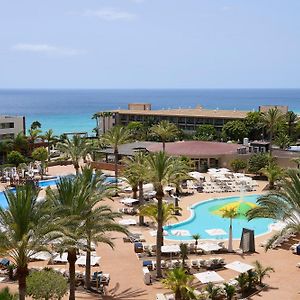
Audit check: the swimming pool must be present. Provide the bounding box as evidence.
[164,195,274,240]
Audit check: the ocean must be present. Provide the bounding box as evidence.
[0,89,299,135]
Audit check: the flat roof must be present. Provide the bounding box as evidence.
[147,141,243,157]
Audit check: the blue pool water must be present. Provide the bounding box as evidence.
[164,195,274,240]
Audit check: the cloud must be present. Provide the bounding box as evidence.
[12,43,83,56]
[82,8,136,21]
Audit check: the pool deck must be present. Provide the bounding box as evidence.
[1,165,300,299]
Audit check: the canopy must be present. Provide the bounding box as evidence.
[53,253,68,263]
[118,219,137,226]
[225,261,253,273]
[194,271,224,284]
[171,229,191,237]
[205,229,227,236]
[76,256,101,266]
[188,171,205,180]
[161,245,180,253]
[30,251,52,261]
[197,243,222,252]
[121,198,139,205]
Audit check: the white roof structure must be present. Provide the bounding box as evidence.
[205,229,227,236]
[75,255,101,266]
[30,251,52,261]
[149,230,168,237]
[118,219,137,226]
[171,229,191,237]
[161,245,181,253]
[197,243,222,252]
[143,183,154,193]
[121,198,139,205]
[188,171,205,180]
[53,253,68,263]
[194,271,224,284]
[225,261,253,273]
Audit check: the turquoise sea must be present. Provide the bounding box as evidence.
[0,89,300,135]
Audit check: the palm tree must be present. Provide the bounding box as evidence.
[247,169,300,250]
[179,243,188,268]
[43,129,58,161]
[0,287,18,300]
[151,120,179,152]
[261,107,284,155]
[102,126,131,185]
[12,133,29,155]
[92,113,100,137]
[223,283,236,300]
[292,157,300,169]
[253,260,274,286]
[28,128,42,151]
[275,131,291,150]
[220,207,239,252]
[286,111,298,138]
[144,151,189,277]
[205,282,222,300]
[57,135,91,175]
[236,273,248,297]
[192,233,200,247]
[122,152,148,225]
[261,162,284,190]
[161,268,196,300]
[0,185,56,300]
[78,167,128,290]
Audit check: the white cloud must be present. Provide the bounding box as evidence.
[83,8,136,21]
[12,43,83,56]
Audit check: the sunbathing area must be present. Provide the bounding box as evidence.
[1,162,300,300]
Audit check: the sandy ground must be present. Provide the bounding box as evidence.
[1,165,300,299]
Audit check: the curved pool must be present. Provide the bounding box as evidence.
[164,195,274,240]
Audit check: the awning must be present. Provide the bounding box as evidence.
[225,261,253,273]
[194,271,224,284]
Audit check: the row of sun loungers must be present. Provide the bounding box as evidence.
[260,231,296,249]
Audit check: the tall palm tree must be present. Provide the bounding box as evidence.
[0,287,18,300]
[78,167,127,290]
[42,129,58,161]
[247,169,300,250]
[192,234,200,246]
[122,152,148,225]
[161,268,196,300]
[28,128,42,151]
[102,126,131,184]
[261,162,284,190]
[220,207,239,252]
[261,107,284,155]
[144,151,189,277]
[286,111,298,138]
[12,133,29,155]
[92,113,100,137]
[57,135,91,175]
[151,120,179,152]
[253,260,274,286]
[0,185,56,300]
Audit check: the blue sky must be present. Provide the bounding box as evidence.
[1,0,300,88]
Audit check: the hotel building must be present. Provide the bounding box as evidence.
[0,115,25,141]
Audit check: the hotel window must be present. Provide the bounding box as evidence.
[214,119,224,126]
[196,118,204,124]
[0,122,14,129]
[186,117,195,125]
[178,117,186,124]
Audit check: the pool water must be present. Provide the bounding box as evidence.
[164,195,274,240]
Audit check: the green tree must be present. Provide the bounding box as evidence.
[28,128,42,152]
[179,243,188,268]
[26,269,68,300]
[261,107,284,155]
[261,162,284,190]
[7,150,25,167]
[161,268,196,300]
[102,126,131,185]
[143,151,189,277]
[42,129,58,161]
[0,287,18,300]
[127,121,145,140]
[223,283,236,300]
[286,111,298,140]
[30,121,42,130]
[275,131,291,149]
[236,273,248,297]
[57,135,91,175]
[222,120,249,142]
[244,111,264,141]
[194,125,216,141]
[0,185,55,300]
[32,147,48,178]
[151,120,179,152]
[205,282,222,300]
[230,158,247,172]
[192,233,200,246]
[247,169,300,250]
[248,153,270,175]
[220,207,239,252]
[253,260,274,286]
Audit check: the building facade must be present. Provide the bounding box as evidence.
[95,103,249,135]
[0,115,25,141]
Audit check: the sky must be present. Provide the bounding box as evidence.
[0,0,300,89]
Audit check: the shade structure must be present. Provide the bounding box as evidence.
[171,229,191,237]
[188,171,205,180]
[30,251,52,261]
[205,229,227,236]
[225,261,253,273]
[121,198,139,205]
[118,218,137,226]
[194,271,224,284]
[75,255,101,266]
[149,230,168,237]
[197,243,222,252]
[53,253,68,263]
[161,245,180,253]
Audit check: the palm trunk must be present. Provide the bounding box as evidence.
[17,265,28,300]
[85,237,92,290]
[68,249,77,300]
[175,289,181,300]
[132,186,138,199]
[228,219,233,252]
[75,162,80,175]
[156,190,164,278]
[174,197,180,215]
[162,140,166,152]
[114,148,119,193]
[269,130,273,156]
[138,181,145,225]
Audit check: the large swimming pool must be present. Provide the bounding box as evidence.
[164,195,274,240]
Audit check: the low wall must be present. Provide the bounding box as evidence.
[91,161,125,172]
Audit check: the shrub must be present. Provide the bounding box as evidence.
[194,125,216,141]
[7,151,25,167]
[248,153,270,175]
[230,158,247,172]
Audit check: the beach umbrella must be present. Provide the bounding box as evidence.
[225,261,253,273]
[194,271,224,284]
[171,229,191,237]
[205,228,227,237]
